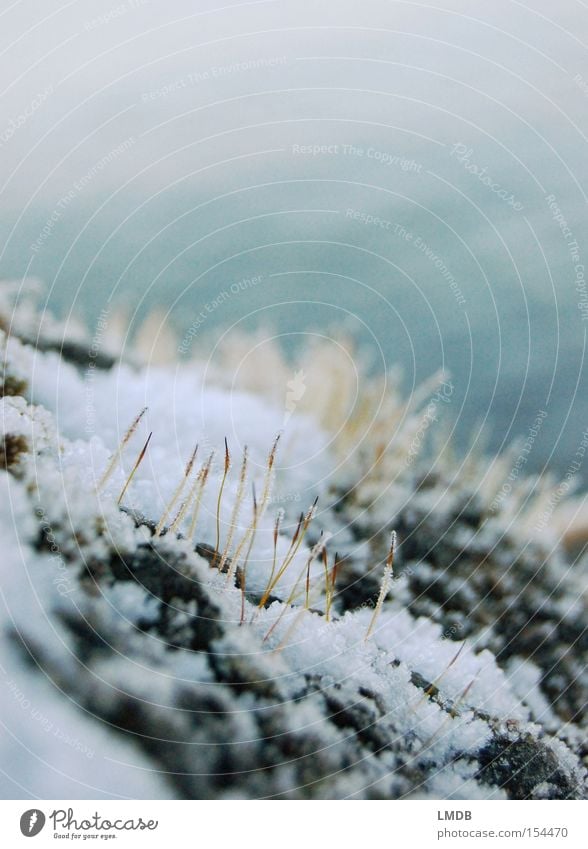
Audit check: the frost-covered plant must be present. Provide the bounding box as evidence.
[0,287,586,801]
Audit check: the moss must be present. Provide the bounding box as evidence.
[0,433,29,472]
[0,374,28,398]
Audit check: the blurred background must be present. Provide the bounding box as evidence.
[1,0,587,482]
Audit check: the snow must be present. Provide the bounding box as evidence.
[0,473,175,799]
[1,310,585,800]
[504,656,560,730]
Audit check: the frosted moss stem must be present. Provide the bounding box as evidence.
[365,531,396,641]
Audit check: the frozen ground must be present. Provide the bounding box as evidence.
[0,285,586,799]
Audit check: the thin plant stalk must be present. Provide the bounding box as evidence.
[219,446,248,573]
[449,678,475,717]
[248,508,285,624]
[155,443,198,536]
[168,471,199,535]
[214,438,231,566]
[257,510,304,603]
[98,407,148,491]
[263,532,326,643]
[239,483,259,624]
[305,535,322,609]
[258,433,280,519]
[227,435,281,583]
[268,508,284,592]
[187,451,214,541]
[420,678,475,754]
[325,552,340,622]
[257,497,318,609]
[272,606,308,653]
[413,642,466,711]
[117,432,152,506]
[365,531,397,641]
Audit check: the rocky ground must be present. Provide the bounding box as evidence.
[0,285,586,799]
